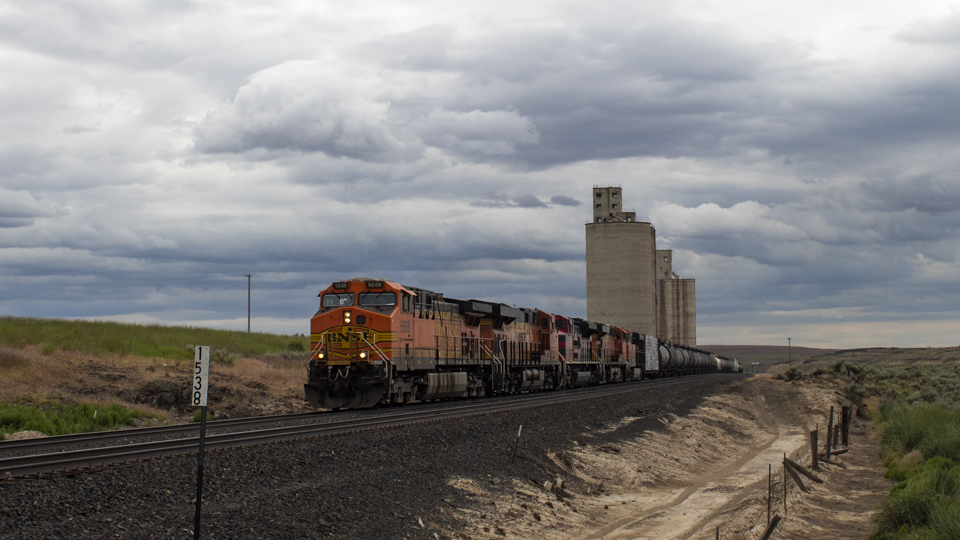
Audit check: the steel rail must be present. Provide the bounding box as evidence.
[0,411,323,455]
[1,375,719,480]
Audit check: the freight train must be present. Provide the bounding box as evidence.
[305,278,741,409]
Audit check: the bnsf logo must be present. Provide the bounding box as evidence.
[325,329,376,345]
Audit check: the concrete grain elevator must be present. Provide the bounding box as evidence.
[585,186,697,347]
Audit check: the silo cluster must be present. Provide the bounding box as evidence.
[585,186,696,347]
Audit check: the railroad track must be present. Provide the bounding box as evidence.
[1,374,719,479]
[0,411,324,457]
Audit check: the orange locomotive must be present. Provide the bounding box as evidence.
[306,278,566,409]
[305,277,739,409]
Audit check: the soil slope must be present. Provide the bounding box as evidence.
[440,378,890,540]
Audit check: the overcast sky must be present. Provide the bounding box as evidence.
[2,1,959,348]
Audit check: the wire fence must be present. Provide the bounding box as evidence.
[710,405,852,540]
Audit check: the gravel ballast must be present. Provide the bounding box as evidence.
[0,375,741,539]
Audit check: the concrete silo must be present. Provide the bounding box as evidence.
[585,186,658,337]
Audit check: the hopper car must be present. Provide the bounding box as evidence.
[305,278,741,410]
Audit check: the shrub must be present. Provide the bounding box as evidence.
[782,367,802,381]
[287,340,306,352]
[191,409,213,423]
[880,403,960,464]
[874,457,960,533]
[872,403,960,539]
[0,347,28,370]
[211,348,236,365]
[0,400,153,437]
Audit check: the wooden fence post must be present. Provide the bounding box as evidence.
[810,427,819,470]
[760,516,782,540]
[841,405,850,447]
[785,457,824,483]
[783,454,787,518]
[767,464,772,525]
[784,461,809,493]
[825,407,835,460]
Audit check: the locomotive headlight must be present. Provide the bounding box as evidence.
[359,351,367,359]
[343,311,352,324]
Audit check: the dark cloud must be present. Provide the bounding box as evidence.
[512,194,548,208]
[550,195,581,206]
[469,192,553,209]
[861,175,960,214]
[470,191,513,208]
[0,189,67,228]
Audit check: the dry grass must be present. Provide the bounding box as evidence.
[0,344,310,421]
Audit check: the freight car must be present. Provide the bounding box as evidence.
[304,278,740,409]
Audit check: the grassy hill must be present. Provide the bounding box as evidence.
[0,317,313,435]
[0,316,309,359]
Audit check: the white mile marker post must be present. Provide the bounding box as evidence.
[512,425,523,462]
[192,346,210,540]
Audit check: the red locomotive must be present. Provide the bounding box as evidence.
[305,278,740,409]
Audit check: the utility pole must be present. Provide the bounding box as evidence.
[788,337,792,367]
[245,274,252,333]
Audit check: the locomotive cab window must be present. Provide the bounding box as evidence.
[321,293,355,307]
[359,292,397,306]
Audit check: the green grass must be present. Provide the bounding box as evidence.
[807,361,960,539]
[845,368,960,540]
[0,399,158,438]
[0,316,309,360]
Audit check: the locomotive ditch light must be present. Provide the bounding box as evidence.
[359,351,367,359]
[317,352,325,360]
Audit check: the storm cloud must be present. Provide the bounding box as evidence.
[1,0,959,347]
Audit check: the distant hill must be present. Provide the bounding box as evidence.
[702,345,836,366]
[701,344,960,373]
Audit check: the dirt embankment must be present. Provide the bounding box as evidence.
[442,379,891,540]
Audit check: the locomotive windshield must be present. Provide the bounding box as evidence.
[321,293,355,307]
[359,292,397,306]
